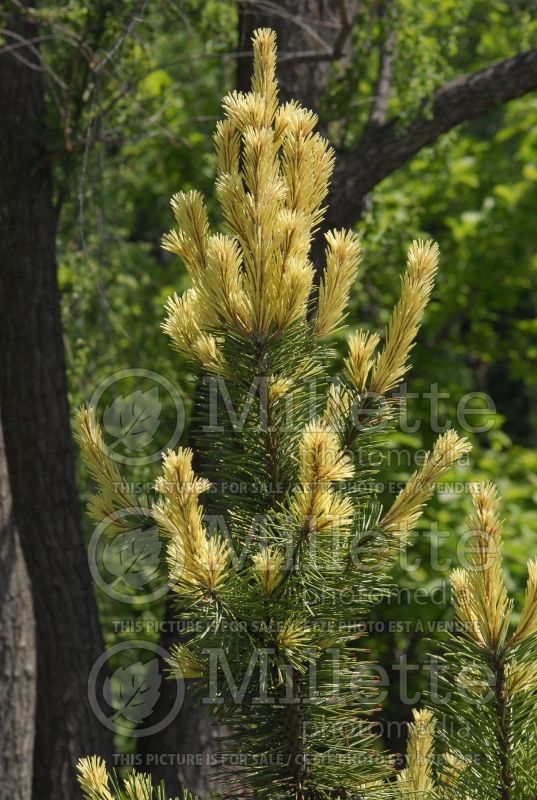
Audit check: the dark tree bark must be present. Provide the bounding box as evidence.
[0,9,113,800]
[0,413,36,800]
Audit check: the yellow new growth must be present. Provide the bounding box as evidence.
[253,546,285,597]
[451,567,485,646]
[449,482,537,718]
[397,708,436,796]
[314,229,362,338]
[451,482,511,650]
[162,289,223,372]
[74,24,501,800]
[168,643,205,679]
[324,381,352,429]
[513,558,537,643]
[162,28,361,365]
[153,447,229,594]
[75,407,140,532]
[506,658,537,695]
[344,329,380,393]
[123,773,153,800]
[439,752,467,790]
[77,757,114,800]
[380,430,471,539]
[298,420,354,483]
[276,618,311,651]
[291,420,355,534]
[370,239,439,396]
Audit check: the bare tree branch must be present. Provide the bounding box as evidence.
[328,45,537,227]
[278,0,354,65]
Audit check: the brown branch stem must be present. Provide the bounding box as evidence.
[494,653,513,800]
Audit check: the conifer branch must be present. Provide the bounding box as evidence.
[406,482,537,800]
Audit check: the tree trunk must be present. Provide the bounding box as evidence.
[0,412,36,800]
[0,9,113,799]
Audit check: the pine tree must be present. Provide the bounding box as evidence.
[398,482,537,800]
[73,27,537,800]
